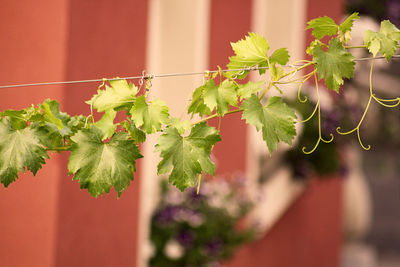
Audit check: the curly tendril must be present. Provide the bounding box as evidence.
[336,57,399,150]
[302,72,334,154]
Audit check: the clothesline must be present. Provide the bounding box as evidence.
[0,55,399,90]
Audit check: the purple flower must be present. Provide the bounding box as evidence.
[187,188,204,204]
[203,239,223,256]
[154,206,180,225]
[176,230,195,247]
[293,160,312,178]
[174,208,204,226]
[186,211,204,227]
[321,109,340,136]
[339,165,349,178]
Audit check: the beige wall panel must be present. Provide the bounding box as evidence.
[246,0,308,234]
[138,1,211,266]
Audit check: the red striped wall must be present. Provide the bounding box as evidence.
[55,1,148,266]
[207,1,344,266]
[0,1,147,266]
[209,0,252,176]
[0,1,344,266]
[0,1,68,266]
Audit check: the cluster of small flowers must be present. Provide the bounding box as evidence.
[149,175,255,266]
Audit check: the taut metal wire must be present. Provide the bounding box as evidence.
[0,55,399,90]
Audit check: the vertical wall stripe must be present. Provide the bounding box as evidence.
[0,1,69,266]
[208,0,252,176]
[56,1,148,266]
[226,1,344,266]
[138,1,211,266]
[246,0,308,222]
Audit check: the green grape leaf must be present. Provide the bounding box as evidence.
[306,40,323,55]
[237,81,265,100]
[313,38,355,92]
[67,115,87,133]
[188,82,213,117]
[86,79,137,112]
[40,99,72,136]
[31,124,64,149]
[169,117,192,135]
[241,95,296,153]
[24,105,44,123]
[270,64,285,82]
[68,126,142,197]
[269,48,290,65]
[29,100,74,149]
[122,121,146,143]
[155,123,221,191]
[95,109,117,140]
[364,20,400,61]
[130,96,170,134]
[203,79,238,115]
[227,32,269,78]
[338,13,360,43]
[380,20,400,39]
[41,101,63,129]
[0,119,49,187]
[339,12,360,33]
[307,16,338,40]
[0,110,27,129]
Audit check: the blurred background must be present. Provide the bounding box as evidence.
[0,0,399,266]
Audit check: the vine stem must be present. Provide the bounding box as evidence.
[196,174,202,194]
[259,82,272,100]
[275,70,315,85]
[45,146,71,152]
[344,45,367,49]
[192,108,243,125]
[192,62,315,127]
[281,62,314,80]
[297,71,316,103]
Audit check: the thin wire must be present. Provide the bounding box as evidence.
[0,55,399,90]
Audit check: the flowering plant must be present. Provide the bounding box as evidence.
[149,176,256,267]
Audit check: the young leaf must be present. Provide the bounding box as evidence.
[130,96,170,134]
[86,79,137,112]
[339,12,360,33]
[67,115,87,133]
[0,110,28,129]
[41,100,64,130]
[188,81,213,117]
[29,99,75,149]
[0,119,49,187]
[270,64,285,82]
[122,121,146,143]
[95,109,117,140]
[241,95,296,153]
[227,32,269,78]
[68,126,142,197]
[306,40,323,55]
[169,117,192,135]
[307,16,338,40]
[202,79,238,115]
[269,48,290,65]
[364,20,400,61]
[40,99,72,136]
[155,123,221,191]
[338,13,360,43]
[313,38,355,92]
[237,81,265,100]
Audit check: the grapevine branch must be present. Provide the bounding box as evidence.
[0,12,399,197]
